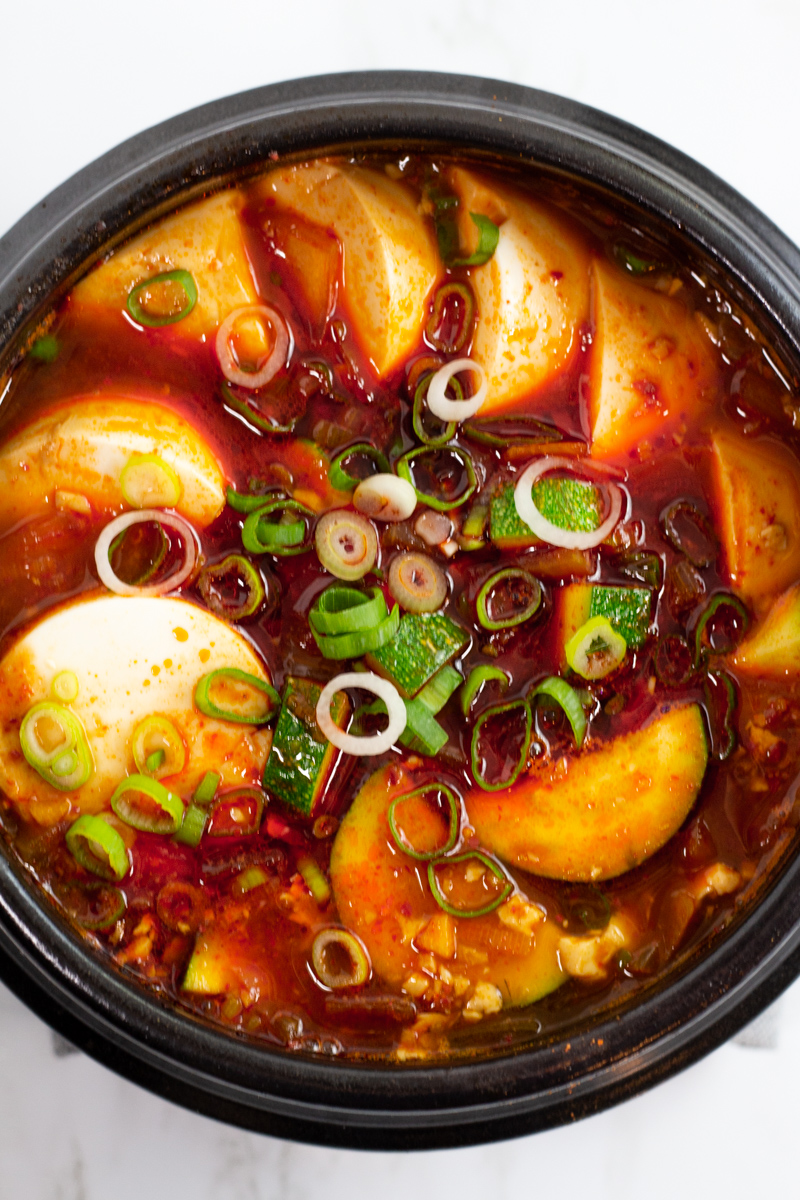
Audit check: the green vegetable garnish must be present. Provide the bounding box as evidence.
[194,668,280,724]
[20,701,93,791]
[565,616,627,680]
[459,665,509,717]
[531,676,587,748]
[470,698,532,792]
[328,443,389,491]
[396,446,477,511]
[388,785,460,860]
[427,851,512,918]
[111,774,184,834]
[476,567,542,631]
[126,269,198,327]
[66,815,129,881]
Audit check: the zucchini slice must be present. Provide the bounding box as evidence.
[555,582,653,658]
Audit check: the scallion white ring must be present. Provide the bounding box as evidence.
[426,358,487,422]
[513,456,624,550]
[215,304,291,390]
[95,509,198,596]
[316,672,406,756]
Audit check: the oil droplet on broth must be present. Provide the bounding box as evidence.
[173,628,189,643]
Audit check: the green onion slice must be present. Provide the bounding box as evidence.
[462,415,563,449]
[565,616,627,680]
[415,664,462,713]
[398,697,449,756]
[693,593,750,666]
[206,788,265,837]
[242,499,313,556]
[459,665,509,717]
[198,554,266,621]
[126,269,198,327]
[425,281,475,354]
[705,669,738,761]
[531,676,587,748]
[412,373,458,448]
[314,604,400,660]
[458,498,489,550]
[311,928,371,989]
[396,446,477,511]
[329,444,389,491]
[388,552,448,613]
[437,211,500,268]
[66,815,129,881]
[226,485,286,513]
[193,771,220,806]
[315,509,378,580]
[427,850,513,918]
[194,668,280,724]
[388,785,460,860]
[613,244,660,275]
[131,715,186,779]
[174,803,208,847]
[476,568,542,631]
[297,855,331,905]
[221,382,297,435]
[309,586,387,636]
[20,702,94,792]
[111,774,184,834]
[51,671,79,704]
[120,453,183,509]
[470,699,532,792]
[58,880,126,930]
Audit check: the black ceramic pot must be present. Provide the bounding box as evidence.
[1,71,800,1151]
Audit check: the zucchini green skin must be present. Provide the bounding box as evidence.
[558,583,653,653]
[490,478,602,550]
[262,677,349,816]
[366,612,469,699]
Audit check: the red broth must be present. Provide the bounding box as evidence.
[0,153,798,1060]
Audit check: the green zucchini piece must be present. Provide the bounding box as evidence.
[557,583,652,656]
[490,478,603,550]
[365,612,470,699]
[262,677,350,817]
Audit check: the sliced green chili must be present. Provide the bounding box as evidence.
[198,554,265,621]
[61,881,126,930]
[388,785,460,861]
[425,281,475,353]
[470,698,532,792]
[226,485,285,514]
[109,519,169,586]
[476,568,542,631]
[396,446,477,511]
[309,586,388,636]
[459,665,509,717]
[328,443,389,491]
[126,269,198,327]
[111,774,184,834]
[20,702,93,791]
[174,804,208,847]
[531,676,587,748]
[412,372,458,447]
[193,770,221,806]
[693,593,750,666]
[314,603,400,660]
[194,668,280,724]
[221,382,297,434]
[427,850,513,918]
[241,499,313,556]
[705,669,738,761]
[462,414,561,449]
[66,815,129,881]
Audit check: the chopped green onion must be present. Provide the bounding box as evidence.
[311,928,371,988]
[329,443,389,491]
[131,715,186,779]
[565,616,627,680]
[388,552,448,613]
[193,771,221,806]
[59,881,126,930]
[388,785,460,860]
[704,669,738,760]
[415,664,462,713]
[146,749,166,772]
[120,453,182,509]
[29,334,60,363]
[51,670,79,704]
[207,787,265,836]
[126,269,198,327]
[221,382,297,434]
[174,804,208,847]
[194,668,280,724]
[437,210,500,268]
[111,774,184,834]
[425,281,475,354]
[233,866,269,895]
[297,855,332,905]
[470,698,532,792]
[459,665,509,717]
[226,485,285,513]
[396,446,477,511]
[476,568,542,630]
[412,373,458,447]
[20,701,93,791]
[314,604,400,660]
[693,593,750,666]
[198,554,266,621]
[309,586,387,636]
[613,244,659,275]
[242,499,313,556]
[617,550,663,589]
[399,697,449,755]
[462,415,562,449]
[315,509,378,580]
[531,676,587,748]
[427,850,512,918]
[66,814,129,881]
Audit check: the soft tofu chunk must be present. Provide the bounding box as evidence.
[0,396,225,529]
[73,191,258,335]
[711,428,800,611]
[447,167,590,414]
[0,595,273,816]
[260,162,440,376]
[589,260,720,459]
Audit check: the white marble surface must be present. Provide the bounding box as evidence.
[1,0,800,1190]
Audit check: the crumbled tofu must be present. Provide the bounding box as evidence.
[463,981,503,1021]
[417,912,456,959]
[464,863,486,884]
[401,973,429,998]
[559,917,630,980]
[692,862,741,901]
[498,894,543,936]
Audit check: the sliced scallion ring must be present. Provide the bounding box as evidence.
[425,359,487,423]
[316,673,406,756]
[413,372,458,447]
[311,928,371,989]
[20,701,93,791]
[470,698,532,792]
[388,785,460,861]
[198,554,266,621]
[452,213,501,267]
[565,616,627,680]
[388,552,448,613]
[174,804,207,847]
[396,446,477,511]
[120,453,183,509]
[111,774,185,834]
[459,665,509,717]
[51,671,79,704]
[108,519,169,587]
[329,443,389,491]
[131,715,186,779]
[514,456,624,550]
[241,499,313,556]
[427,850,513,918]
[315,510,378,580]
[313,604,399,660]
[425,281,475,354]
[216,304,291,390]
[226,485,286,514]
[476,568,542,630]
[194,668,280,725]
[126,269,197,327]
[193,771,221,806]
[59,880,127,930]
[309,586,388,636]
[531,676,587,748]
[66,815,129,881]
[95,510,198,597]
[221,382,297,434]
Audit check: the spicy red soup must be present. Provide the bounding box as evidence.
[0,153,798,1060]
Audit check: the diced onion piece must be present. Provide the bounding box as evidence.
[95,510,198,597]
[513,456,623,550]
[315,510,378,580]
[119,453,183,509]
[415,510,452,546]
[565,616,627,680]
[215,304,290,390]
[131,715,187,779]
[388,552,448,613]
[353,474,417,522]
[426,358,487,422]
[311,927,371,988]
[316,672,406,756]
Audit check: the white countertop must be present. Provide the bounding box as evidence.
[1,0,799,1191]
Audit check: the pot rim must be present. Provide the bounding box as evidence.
[1,69,800,1150]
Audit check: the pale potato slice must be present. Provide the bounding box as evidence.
[73,190,257,335]
[589,260,720,458]
[259,162,440,376]
[0,396,225,529]
[0,595,272,817]
[447,167,591,413]
[465,705,708,883]
[710,428,800,611]
[731,583,800,675]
